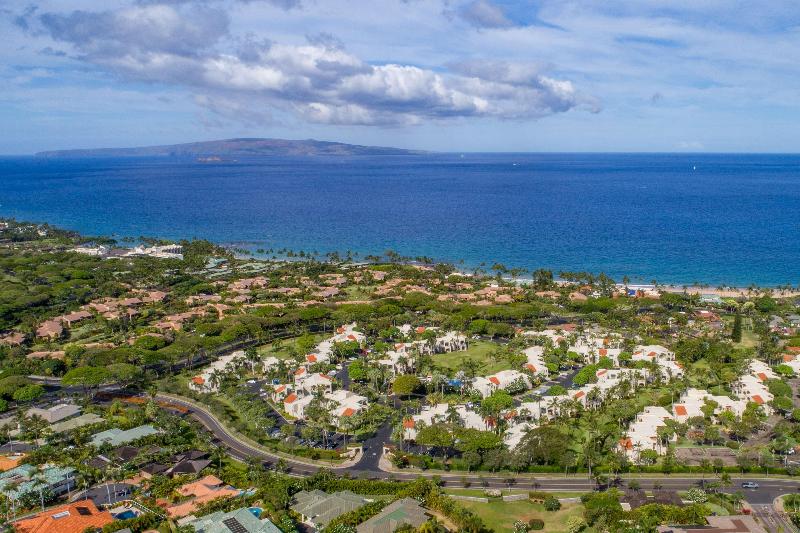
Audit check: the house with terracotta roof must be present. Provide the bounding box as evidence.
[618,406,676,461]
[0,332,25,346]
[522,346,548,377]
[35,320,63,339]
[671,388,748,423]
[731,374,774,414]
[0,453,26,472]
[296,372,334,395]
[284,393,314,419]
[165,475,242,518]
[325,390,368,425]
[12,500,112,533]
[402,403,488,441]
[189,350,248,392]
[472,370,530,398]
[633,345,684,380]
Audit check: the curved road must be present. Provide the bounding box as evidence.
[28,377,800,511]
[156,393,800,506]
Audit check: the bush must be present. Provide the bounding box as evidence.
[565,516,585,533]
[544,496,561,511]
[528,491,548,503]
[528,518,545,530]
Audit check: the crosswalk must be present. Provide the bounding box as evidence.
[750,504,798,533]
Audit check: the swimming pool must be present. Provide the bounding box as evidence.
[248,507,262,518]
[113,510,138,520]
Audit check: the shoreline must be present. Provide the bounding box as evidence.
[3,215,799,294]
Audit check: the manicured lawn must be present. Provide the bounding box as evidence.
[256,335,325,359]
[445,488,585,499]
[705,502,729,516]
[459,499,584,533]
[432,340,511,374]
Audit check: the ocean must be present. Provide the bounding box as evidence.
[1,153,799,286]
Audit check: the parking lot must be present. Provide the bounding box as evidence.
[242,377,347,451]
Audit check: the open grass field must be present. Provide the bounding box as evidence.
[459,499,584,533]
[432,340,511,374]
[256,335,325,359]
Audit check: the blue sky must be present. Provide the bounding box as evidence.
[2,0,800,154]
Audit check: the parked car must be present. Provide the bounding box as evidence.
[742,482,759,489]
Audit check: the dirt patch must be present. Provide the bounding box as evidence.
[675,446,737,466]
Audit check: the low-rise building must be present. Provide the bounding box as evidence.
[291,490,367,529]
[618,406,675,461]
[12,500,112,533]
[27,403,81,424]
[90,424,159,447]
[356,498,429,533]
[186,506,283,533]
[165,475,242,518]
[0,464,76,500]
[472,370,530,398]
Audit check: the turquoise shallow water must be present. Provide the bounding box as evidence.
[1,152,799,286]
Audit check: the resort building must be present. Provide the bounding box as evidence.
[672,388,748,422]
[402,403,488,440]
[472,370,530,398]
[618,406,676,461]
[633,345,684,380]
[522,346,548,377]
[190,350,248,392]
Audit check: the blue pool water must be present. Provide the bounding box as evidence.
[249,507,262,518]
[113,510,137,520]
[1,153,799,285]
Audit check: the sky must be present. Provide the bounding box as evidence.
[2,0,800,154]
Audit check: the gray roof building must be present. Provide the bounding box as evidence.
[291,490,367,528]
[91,425,159,447]
[27,403,81,424]
[356,498,428,533]
[187,507,282,533]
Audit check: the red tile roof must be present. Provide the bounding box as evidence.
[489,376,500,386]
[14,500,113,533]
[752,395,764,405]
[674,405,688,416]
[284,393,298,404]
[341,407,355,417]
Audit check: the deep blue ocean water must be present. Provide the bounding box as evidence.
[1,153,799,286]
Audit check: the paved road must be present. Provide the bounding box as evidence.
[30,377,800,510]
[157,392,800,506]
[751,503,798,532]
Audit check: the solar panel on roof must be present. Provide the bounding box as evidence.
[222,517,248,533]
[76,507,92,516]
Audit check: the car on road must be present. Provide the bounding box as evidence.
[741,482,759,489]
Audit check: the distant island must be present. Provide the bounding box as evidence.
[35,137,427,158]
